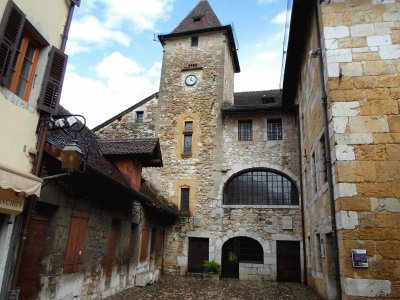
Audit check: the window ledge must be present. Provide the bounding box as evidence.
[222,205,300,209]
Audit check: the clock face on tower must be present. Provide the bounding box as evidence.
[185,75,197,86]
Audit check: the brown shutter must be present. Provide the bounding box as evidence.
[64,210,88,273]
[37,46,68,114]
[0,0,25,85]
[140,227,149,261]
[155,229,164,257]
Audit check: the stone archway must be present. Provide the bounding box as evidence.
[221,236,263,278]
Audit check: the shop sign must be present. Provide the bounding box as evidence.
[0,188,25,215]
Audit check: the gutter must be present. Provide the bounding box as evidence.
[313,1,342,298]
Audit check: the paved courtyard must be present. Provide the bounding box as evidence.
[106,275,322,300]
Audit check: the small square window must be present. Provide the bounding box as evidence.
[238,120,252,141]
[191,36,198,47]
[267,119,282,140]
[184,121,193,131]
[136,111,144,123]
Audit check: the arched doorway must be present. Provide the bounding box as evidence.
[221,237,263,278]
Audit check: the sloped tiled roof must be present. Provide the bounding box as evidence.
[97,138,163,167]
[221,90,291,115]
[45,107,176,220]
[172,0,222,34]
[234,90,282,106]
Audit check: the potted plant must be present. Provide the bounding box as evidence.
[203,260,220,279]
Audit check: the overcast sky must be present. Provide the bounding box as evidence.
[61,0,291,128]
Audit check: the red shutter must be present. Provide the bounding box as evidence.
[64,211,88,273]
[37,46,68,114]
[140,227,149,261]
[0,0,25,85]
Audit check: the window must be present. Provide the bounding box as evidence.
[8,33,39,100]
[319,134,327,183]
[267,119,282,140]
[316,234,323,272]
[191,36,198,47]
[222,237,263,264]
[180,187,190,215]
[136,111,144,123]
[183,121,193,155]
[238,120,252,141]
[0,0,67,114]
[223,169,299,205]
[64,211,88,273]
[184,121,193,131]
[312,151,317,194]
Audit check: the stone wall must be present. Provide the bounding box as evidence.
[96,95,158,140]
[297,1,400,299]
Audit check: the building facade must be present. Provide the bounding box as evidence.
[283,0,400,299]
[96,0,303,282]
[0,0,72,298]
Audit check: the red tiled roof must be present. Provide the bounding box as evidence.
[172,0,222,34]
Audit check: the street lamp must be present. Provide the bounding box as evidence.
[60,140,84,173]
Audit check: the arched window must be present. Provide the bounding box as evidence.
[223,169,299,205]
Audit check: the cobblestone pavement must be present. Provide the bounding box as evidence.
[106,275,322,300]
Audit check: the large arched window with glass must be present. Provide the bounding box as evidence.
[223,169,299,205]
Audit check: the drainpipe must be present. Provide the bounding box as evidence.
[10,1,76,293]
[313,1,342,299]
[297,109,307,285]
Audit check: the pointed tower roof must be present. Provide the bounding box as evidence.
[158,0,240,73]
[172,0,222,34]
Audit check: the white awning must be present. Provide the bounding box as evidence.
[0,162,43,197]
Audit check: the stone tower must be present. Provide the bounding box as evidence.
[155,0,240,274]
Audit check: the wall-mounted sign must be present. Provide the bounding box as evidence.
[352,249,368,268]
[0,188,25,215]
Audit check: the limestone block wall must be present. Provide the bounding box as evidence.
[322,1,400,299]
[297,1,400,299]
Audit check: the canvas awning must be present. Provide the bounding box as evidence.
[0,162,43,197]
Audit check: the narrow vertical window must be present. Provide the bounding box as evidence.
[267,119,282,140]
[316,234,323,272]
[312,151,317,194]
[181,187,190,215]
[183,121,193,155]
[191,36,198,47]
[320,134,327,184]
[238,120,252,141]
[136,111,144,123]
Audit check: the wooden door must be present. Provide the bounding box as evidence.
[105,221,119,283]
[18,218,49,300]
[276,241,301,282]
[188,238,209,273]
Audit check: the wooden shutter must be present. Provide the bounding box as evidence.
[0,0,25,85]
[155,229,164,257]
[37,46,68,114]
[140,227,149,262]
[64,210,88,273]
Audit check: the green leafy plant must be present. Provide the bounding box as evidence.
[202,260,220,277]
